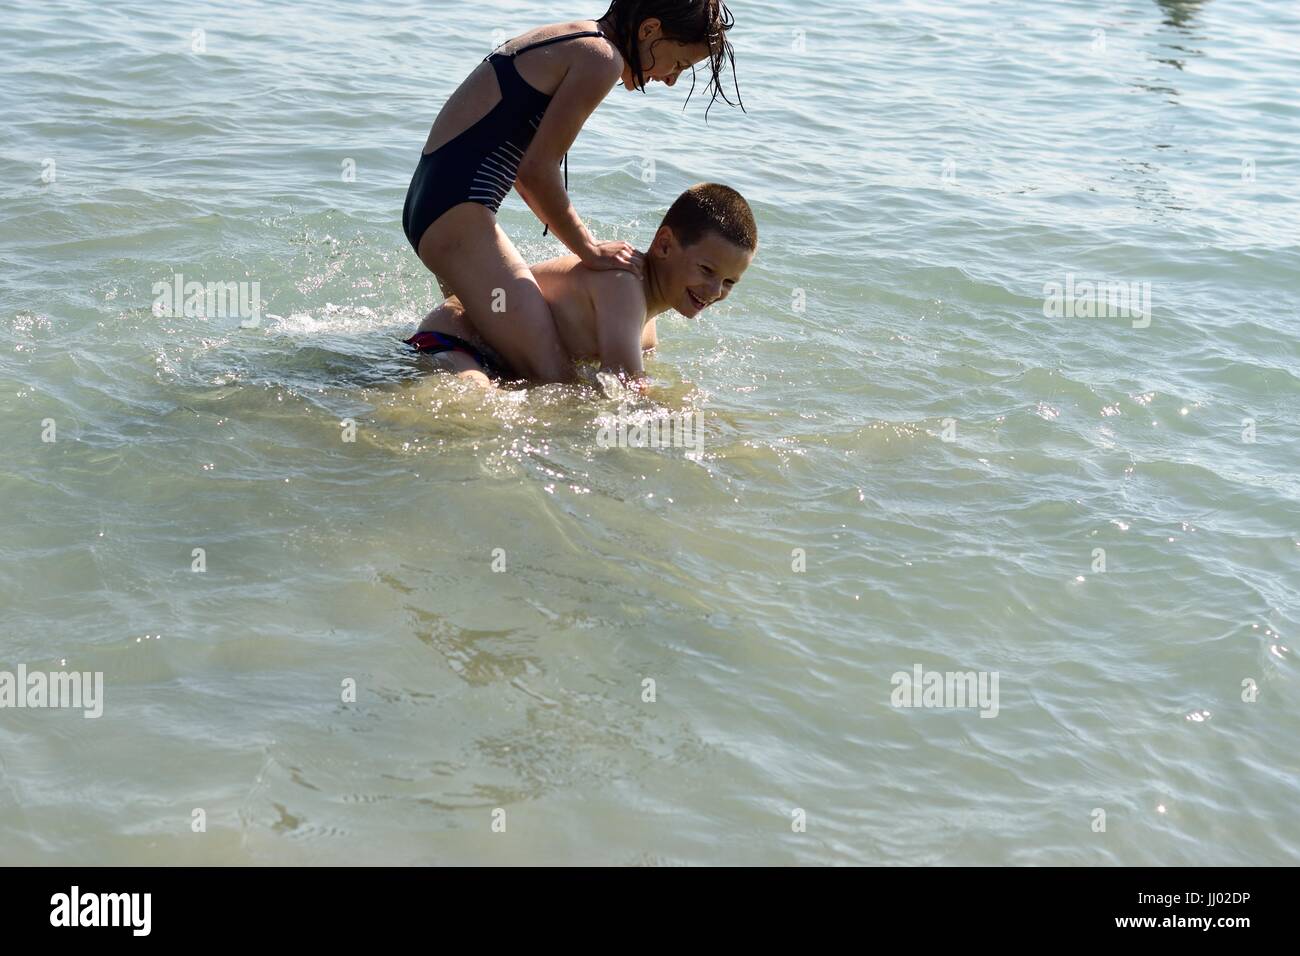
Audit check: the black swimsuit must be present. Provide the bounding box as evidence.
[401,29,607,253]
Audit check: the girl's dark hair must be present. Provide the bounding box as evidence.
[599,0,743,116]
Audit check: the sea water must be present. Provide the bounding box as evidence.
[0,0,1297,864]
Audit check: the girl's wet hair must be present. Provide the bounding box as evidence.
[600,0,743,116]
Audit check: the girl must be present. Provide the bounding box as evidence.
[401,0,740,383]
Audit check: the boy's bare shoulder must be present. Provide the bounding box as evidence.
[586,268,649,321]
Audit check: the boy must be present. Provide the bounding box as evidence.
[404,182,757,388]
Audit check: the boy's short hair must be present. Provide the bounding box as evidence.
[661,183,757,251]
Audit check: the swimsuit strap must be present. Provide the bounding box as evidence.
[542,154,568,238]
[508,29,607,58]
[484,29,607,98]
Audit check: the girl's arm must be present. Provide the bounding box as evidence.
[516,45,642,277]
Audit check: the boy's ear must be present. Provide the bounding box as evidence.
[649,225,676,258]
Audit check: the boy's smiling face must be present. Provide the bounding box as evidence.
[650,227,755,318]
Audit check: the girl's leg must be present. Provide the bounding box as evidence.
[417,202,573,384]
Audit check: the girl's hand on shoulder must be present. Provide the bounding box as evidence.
[581,240,644,279]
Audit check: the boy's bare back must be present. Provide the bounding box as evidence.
[415,255,654,378]
[409,183,757,386]
[529,256,654,362]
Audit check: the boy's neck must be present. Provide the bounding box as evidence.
[642,256,669,321]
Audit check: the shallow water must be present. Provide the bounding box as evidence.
[1,0,1298,865]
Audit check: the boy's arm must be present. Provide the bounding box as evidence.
[641,317,657,352]
[590,271,648,379]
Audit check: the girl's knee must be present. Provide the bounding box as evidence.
[457,368,494,389]
[525,348,573,384]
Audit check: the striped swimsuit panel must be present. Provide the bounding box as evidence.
[466,131,532,210]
